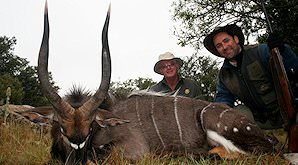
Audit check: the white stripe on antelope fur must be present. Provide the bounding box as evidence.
[206,129,246,154]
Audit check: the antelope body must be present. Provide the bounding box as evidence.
[19,2,277,164]
[93,93,275,160]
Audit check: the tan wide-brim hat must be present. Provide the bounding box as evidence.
[203,24,244,57]
[154,52,183,75]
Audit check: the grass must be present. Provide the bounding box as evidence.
[0,118,52,165]
[101,150,289,165]
[0,114,291,165]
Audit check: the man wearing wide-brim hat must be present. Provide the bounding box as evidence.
[203,23,298,130]
[150,52,201,98]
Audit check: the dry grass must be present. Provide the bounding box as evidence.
[101,149,290,165]
[0,114,291,165]
[0,118,52,165]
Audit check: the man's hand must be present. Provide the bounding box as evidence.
[267,32,285,52]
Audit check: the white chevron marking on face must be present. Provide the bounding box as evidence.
[79,141,86,149]
[206,129,246,154]
[70,143,79,150]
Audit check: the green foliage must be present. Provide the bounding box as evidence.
[180,54,220,101]
[171,0,298,53]
[0,36,58,106]
[0,74,24,105]
[258,0,298,53]
[0,36,29,76]
[18,66,58,106]
[134,77,156,90]
[110,77,156,100]
[0,36,15,55]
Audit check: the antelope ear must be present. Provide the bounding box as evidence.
[94,109,130,127]
[16,106,54,125]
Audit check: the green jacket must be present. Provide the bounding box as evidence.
[150,77,201,98]
[216,44,298,128]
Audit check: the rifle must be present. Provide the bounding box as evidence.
[261,0,298,152]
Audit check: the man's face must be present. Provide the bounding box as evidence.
[213,32,241,59]
[159,60,179,78]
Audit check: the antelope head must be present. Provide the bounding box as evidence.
[38,1,111,151]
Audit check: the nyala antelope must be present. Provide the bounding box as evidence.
[19,1,278,164]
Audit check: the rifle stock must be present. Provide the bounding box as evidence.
[269,47,298,152]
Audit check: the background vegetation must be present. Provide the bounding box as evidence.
[0,36,57,106]
[171,0,298,53]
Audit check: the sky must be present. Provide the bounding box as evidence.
[0,0,213,95]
